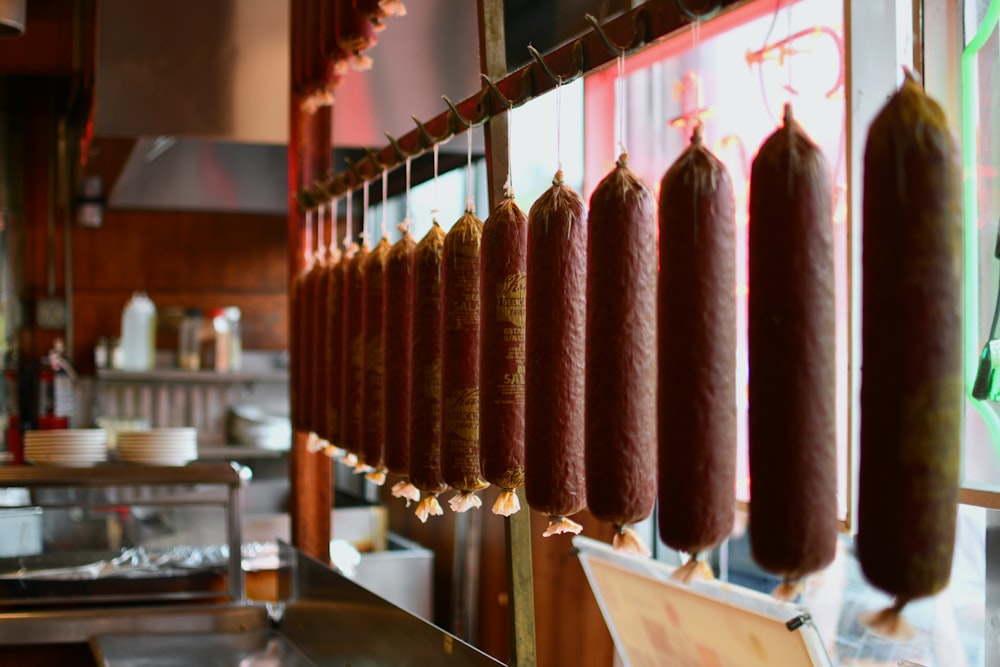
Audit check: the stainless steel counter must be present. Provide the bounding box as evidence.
[91,631,313,667]
[0,542,502,666]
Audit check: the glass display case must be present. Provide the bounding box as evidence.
[0,462,244,608]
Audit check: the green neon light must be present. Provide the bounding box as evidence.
[962,0,1000,455]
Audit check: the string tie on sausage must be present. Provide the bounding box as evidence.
[391,480,420,507]
[542,516,583,537]
[415,494,444,523]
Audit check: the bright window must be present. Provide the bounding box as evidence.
[583,0,848,518]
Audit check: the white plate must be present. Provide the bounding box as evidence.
[116,437,197,445]
[26,428,107,436]
[25,436,108,443]
[28,459,102,468]
[116,444,197,452]
[118,457,194,466]
[25,442,108,449]
[24,442,107,452]
[24,447,108,456]
[118,428,196,436]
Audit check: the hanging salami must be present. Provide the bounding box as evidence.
[748,104,837,599]
[340,242,369,463]
[858,73,962,635]
[410,223,449,521]
[361,238,390,483]
[324,250,346,449]
[657,125,737,582]
[524,171,588,536]
[441,210,488,511]
[585,154,658,555]
[479,195,528,516]
[384,230,419,504]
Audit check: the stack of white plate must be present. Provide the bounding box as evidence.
[117,428,198,466]
[24,429,108,467]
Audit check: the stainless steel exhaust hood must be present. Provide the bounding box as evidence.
[94,0,481,214]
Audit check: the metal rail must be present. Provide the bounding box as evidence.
[295,0,739,211]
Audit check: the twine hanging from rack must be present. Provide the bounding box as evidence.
[295,0,736,213]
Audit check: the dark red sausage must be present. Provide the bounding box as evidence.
[585,154,658,555]
[442,210,488,512]
[301,261,322,436]
[524,172,588,536]
[335,0,377,55]
[290,264,311,433]
[384,231,417,500]
[748,104,837,596]
[657,126,737,581]
[479,196,528,516]
[361,238,390,481]
[311,252,334,441]
[410,223,448,521]
[858,74,962,630]
[340,243,369,459]
[324,252,346,447]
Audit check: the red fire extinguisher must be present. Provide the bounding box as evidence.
[37,340,71,431]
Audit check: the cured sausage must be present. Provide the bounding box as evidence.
[585,154,658,555]
[334,0,376,70]
[324,251,347,451]
[442,210,488,512]
[748,104,837,599]
[524,171,588,536]
[312,251,336,443]
[479,196,528,516]
[340,242,369,464]
[302,260,323,440]
[384,230,419,504]
[335,0,377,52]
[290,262,312,435]
[657,126,737,582]
[361,238,390,483]
[410,223,448,521]
[858,73,962,635]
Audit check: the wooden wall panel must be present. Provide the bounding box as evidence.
[71,208,288,373]
[0,0,81,75]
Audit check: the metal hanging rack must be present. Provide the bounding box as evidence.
[294,0,733,213]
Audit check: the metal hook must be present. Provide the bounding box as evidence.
[312,179,333,201]
[584,10,646,55]
[481,73,516,110]
[527,41,584,85]
[343,156,366,189]
[384,131,408,161]
[673,0,722,21]
[295,190,317,213]
[362,145,389,172]
[412,113,456,149]
[443,93,486,128]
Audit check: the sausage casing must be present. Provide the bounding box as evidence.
[748,105,837,584]
[384,231,417,476]
[525,173,588,529]
[340,243,369,455]
[442,211,488,499]
[858,74,962,604]
[410,224,449,498]
[657,128,737,557]
[361,238,390,472]
[479,197,528,514]
[585,156,658,535]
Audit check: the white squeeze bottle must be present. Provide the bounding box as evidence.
[121,292,157,370]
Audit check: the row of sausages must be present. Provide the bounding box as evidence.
[293,0,406,110]
[290,73,960,626]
